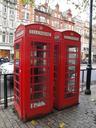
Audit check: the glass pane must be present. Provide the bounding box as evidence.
[68,65,76,71]
[34,76,47,83]
[68,47,78,52]
[68,73,76,79]
[34,67,47,74]
[33,92,46,99]
[37,44,47,50]
[15,44,20,66]
[34,93,43,99]
[34,84,47,91]
[68,59,77,65]
[68,53,78,59]
[67,79,75,92]
[33,42,47,50]
[34,59,47,66]
[33,51,47,58]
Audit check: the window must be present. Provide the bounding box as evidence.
[3,5,7,13]
[2,32,5,42]
[26,12,29,19]
[54,13,57,17]
[10,20,14,28]
[3,18,7,27]
[10,9,14,15]
[47,19,49,24]
[40,16,46,23]
[40,7,46,12]
[54,21,59,28]
[36,16,39,22]
[10,9,14,19]
[9,33,13,43]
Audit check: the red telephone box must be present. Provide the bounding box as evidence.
[54,30,81,110]
[14,24,54,120]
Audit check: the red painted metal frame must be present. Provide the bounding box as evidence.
[14,24,54,121]
[54,30,81,110]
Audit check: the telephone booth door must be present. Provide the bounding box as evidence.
[62,30,81,108]
[14,24,54,121]
[54,30,81,110]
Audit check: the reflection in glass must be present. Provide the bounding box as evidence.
[68,73,76,79]
[68,53,77,59]
[68,59,76,65]
[34,59,47,66]
[68,66,75,71]
[34,75,47,83]
[68,47,78,52]
[68,79,75,92]
[34,67,47,74]
[34,84,46,91]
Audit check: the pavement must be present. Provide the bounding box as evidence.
[0,86,96,128]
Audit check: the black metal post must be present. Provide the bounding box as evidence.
[85,0,93,95]
[4,74,8,108]
[82,70,84,91]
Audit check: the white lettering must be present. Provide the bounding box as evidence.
[30,101,46,109]
[64,36,79,41]
[16,30,24,38]
[29,30,51,37]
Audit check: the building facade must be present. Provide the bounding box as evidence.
[16,0,34,26]
[34,3,74,30]
[0,1,96,62]
[0,0,17,59]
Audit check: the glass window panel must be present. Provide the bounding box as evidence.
[33,84,47,92]
[67,79,75,92]
[34,59,47,66]
[34,67,47,74]
[68,73,76,79]
[33,51,47,58]
[33,92,46,100]
[33,93,43,99]
[34,76,47,83]
[68,79,75,85]
[68,59,77,65]
[68,53,78,59]
[15,44,20,66]
[68,65,76,71]
[34,43,47,50]
[68,47,78,52]
[68,85,75,92]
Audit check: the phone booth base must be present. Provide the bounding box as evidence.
[14,24,54,121]
[55,95,79,110]
[54,30,81,110]
[14,103,53,121]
